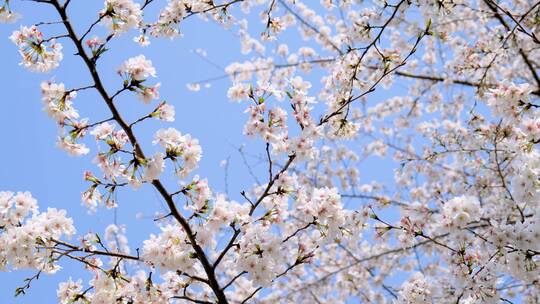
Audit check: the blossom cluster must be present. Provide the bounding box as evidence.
[100,0,142,34]
[153,128,202,178]
[142,224,195,271]
[150,0,215,38]
[10,25,62,72]
[40,81,92,156]
[438,195,481,230]
[118,55,161,103]
[0,191,75,273]
[236,224,285,286]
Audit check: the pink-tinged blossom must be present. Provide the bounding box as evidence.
[100,0,142,34]
[207,194,250,230]
[142,224,195,272]
[90,122,115,140]
[0,191,75,274]
[184,176,212,212]
[0,191,38,227]
[150,0,213,38]
[154,102,175,121]
[186,82,201,91]
[520,118,540,142]
[439,195,480,230]
[397,273,432,304]
[236,224,285,287]
[0,2,20,23]
[10,25,62,72]
[142,152,165,182]
[40,81,79,123]
[119,54,156,81]
[57,136,90,156]
[81,186,102,213]
[138,82,161,103]
[56,278,83,304]
[486,82,533,118]
[133,34,150,46]
[86,36,104,49]
[227,83,251,102]
[153,128,202,178]
[94,153,126,180]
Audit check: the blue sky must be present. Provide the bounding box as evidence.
[0,1,405,302]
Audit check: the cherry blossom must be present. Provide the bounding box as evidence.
[10,25,62,72]
[153,102,175,121]
[4,0,540,302]
[41,81,78,123]
[0,191,75,274]
[153,128,202,178]
[118,54,156,81]
[100,0,142,34]
[0,0,19,23]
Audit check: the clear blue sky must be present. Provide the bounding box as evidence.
[0,1,401,302]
